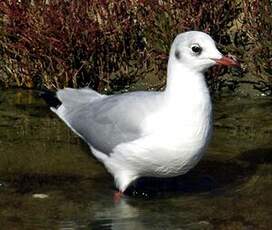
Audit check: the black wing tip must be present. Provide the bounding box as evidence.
[39,90,62,109]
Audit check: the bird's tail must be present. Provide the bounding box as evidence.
[39,90,61,109]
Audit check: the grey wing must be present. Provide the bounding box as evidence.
[55,89,159,155]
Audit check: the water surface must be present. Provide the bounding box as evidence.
[0,89,272,229]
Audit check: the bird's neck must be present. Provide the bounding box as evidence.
[165,61,210,101]
[163,59,212,131]
[164,58,211,119]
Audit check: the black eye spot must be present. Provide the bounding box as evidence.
[191,44,202,55]
[175,50,181,60]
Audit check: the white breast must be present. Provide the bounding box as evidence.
[130,91,212,177]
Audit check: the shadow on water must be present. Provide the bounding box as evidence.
[239,148,272,165]
[125,150,271,199]
[126,146,272,198]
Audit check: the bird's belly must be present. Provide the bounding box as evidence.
[137,122,211,177]
[110,109,212,178]
[110,135,209,180]
[148,138,209,177]
[154,149,204,177]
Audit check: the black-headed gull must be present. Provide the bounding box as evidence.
[44,31,239,194]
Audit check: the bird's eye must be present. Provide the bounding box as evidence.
[191,44,202,55]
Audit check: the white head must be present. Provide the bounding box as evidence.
[169,31,239,73]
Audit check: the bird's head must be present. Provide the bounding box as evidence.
[169,31,239,73]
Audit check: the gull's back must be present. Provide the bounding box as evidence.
[53,88,162,155]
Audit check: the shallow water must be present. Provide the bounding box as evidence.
[0,89,272,229]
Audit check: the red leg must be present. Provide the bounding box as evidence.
[114,191,123,203]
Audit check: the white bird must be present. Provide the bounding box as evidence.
[45,31,239,194]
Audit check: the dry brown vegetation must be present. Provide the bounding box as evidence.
[0,0,271,95]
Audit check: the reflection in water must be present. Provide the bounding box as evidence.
[92,199,141,230]
[0,90,272,229]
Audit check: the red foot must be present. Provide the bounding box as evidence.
[114,191,123,203]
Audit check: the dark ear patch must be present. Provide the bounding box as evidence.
[175,50,181,60]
